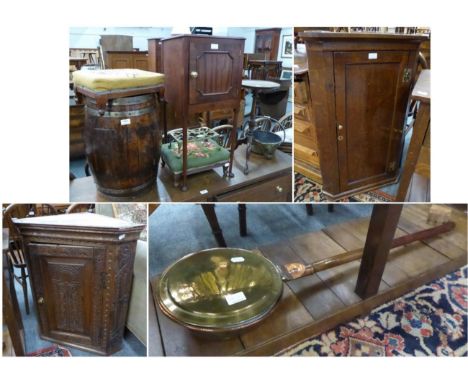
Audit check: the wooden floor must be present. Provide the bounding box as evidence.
[380,172,430,202]
[148,204,467,356]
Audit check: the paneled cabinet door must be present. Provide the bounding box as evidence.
[28,243,105,349]
[188,38,243,105]
[333,50,411,192]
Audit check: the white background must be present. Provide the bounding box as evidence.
[0,0,467,380]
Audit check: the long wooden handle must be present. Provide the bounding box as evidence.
[283,221,455,280]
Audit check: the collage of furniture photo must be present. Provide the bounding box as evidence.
[2,26,467,358]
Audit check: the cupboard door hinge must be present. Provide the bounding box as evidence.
[388,161,396,172]
[402,68,412,83]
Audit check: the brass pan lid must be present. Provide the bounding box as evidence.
[157,248,283,332]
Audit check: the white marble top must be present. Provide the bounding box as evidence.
[241,80,280,90]
[13,212,141,229]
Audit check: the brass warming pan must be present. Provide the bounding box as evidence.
[156,222,455,337]
[157,248,283,336]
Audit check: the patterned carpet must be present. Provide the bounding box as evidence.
[294,173,395,203]
[278,266,468,356]
[28,345,72,357]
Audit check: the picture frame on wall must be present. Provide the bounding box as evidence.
[281,34,293,58]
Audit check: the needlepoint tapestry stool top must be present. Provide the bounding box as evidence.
[278,266,467,356]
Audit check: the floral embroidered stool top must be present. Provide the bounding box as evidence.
[161,138,231,175]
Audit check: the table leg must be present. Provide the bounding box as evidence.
[238,204,247,236]
[396,102,430,201]
[181,112,188,192]
[244,89,258,175]
[3,250,25,356]
[355,204,403,299]
[201,205,227,247]
[227,108,239,178]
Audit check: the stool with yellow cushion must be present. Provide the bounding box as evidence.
[73,69,165,196]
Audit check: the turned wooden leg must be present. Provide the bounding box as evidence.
[306,204,314,216]
[355,204,403,299]
[173,174,180,188]
[396,102,430,201]
[181,113,188,192]
[238,204,247,236]
[201,205,227,247]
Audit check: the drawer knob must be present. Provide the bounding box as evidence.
[276,186,283,193]
[38,297,44,305]
[190,71,199,79]
[337,135,344,141]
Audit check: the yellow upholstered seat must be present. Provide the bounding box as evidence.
[73,69,164,92]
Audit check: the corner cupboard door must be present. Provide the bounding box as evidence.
[189,38,244,105]
[333,51,412,192]
[28,243,106,349]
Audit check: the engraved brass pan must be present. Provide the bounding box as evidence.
[157,248,283,336]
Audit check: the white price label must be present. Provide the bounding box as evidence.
[230,257,245,263]
[211,43,219,50]
[368,52,378,60]
[118,234,126,240]
[199,189,208,195]
[225,291,247,306]
[121,118,131,126]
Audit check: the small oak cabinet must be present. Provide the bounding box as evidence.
[14,213,145,355]
[300,32,427,200]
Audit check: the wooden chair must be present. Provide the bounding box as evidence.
[3,205,35,315]
[212,124,235,148]
[65,203,95,214]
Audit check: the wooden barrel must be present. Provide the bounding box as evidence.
[83,94,160,196]
[69,104,85,159]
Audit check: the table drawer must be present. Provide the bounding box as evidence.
[215,173,291,202]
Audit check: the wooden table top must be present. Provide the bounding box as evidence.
[412,69,430,103]
[299,31,429,41]
[241,80,280,90]
[70,145,292,202]
[69,57,87,61]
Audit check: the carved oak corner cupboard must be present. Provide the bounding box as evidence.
[14,213,145,355]
[299,31,428,200]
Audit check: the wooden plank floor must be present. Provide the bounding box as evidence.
[149,204,467,356]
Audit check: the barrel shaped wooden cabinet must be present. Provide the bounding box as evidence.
[83,93,161,196]
[300,32,427,200]
[14,213,145,355]
[161,35,245,190]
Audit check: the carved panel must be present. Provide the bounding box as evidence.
[48,262,85,333]
[111,243,135,335]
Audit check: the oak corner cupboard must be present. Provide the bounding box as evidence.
[299,31,428,200]
[14,213,145,356]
